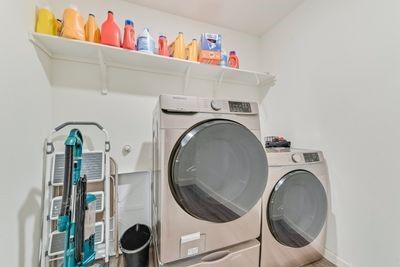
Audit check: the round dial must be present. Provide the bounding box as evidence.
[292,153,302,163]
[211,100,222,111]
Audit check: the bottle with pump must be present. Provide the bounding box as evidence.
[137,28,155,54]
[228,51,239,69]
[35,6,57,36]
[122,20,136,50]
[101,11,121,47]
[61,5,85,40]
[84,14,101,43]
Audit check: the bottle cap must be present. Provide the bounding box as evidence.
[69,5,78,11]
[125,19,133,26]
[108,10,114,14]
[89,13,95,17]
[229,51,236,55]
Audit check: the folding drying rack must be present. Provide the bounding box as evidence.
[38,122,119,267]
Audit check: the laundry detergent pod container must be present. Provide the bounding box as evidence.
[120,224,152,267]
[137,28,155,54]
[101,11,121,47]
[61,5,85,40]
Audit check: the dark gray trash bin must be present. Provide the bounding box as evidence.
[120,224,152,267]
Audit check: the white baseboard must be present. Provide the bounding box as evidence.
[324,248,353,267]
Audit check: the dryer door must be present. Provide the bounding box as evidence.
[169,119,267,223]
[268,170,327,248]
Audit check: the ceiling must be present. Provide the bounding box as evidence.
[126,0,305,36]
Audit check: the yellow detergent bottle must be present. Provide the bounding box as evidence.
[186,39,199,62]
[61,6,85,40]
[85,14,101,43]
[35,6,57,35]
[173,32,186,59]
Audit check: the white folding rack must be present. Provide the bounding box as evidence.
[38,122,119,267]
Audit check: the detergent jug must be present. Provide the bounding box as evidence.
[170,32,186,59]
[158,35,169,56]
[35,6,57,36]
[137,28,155,53]
[186,39,199,62]
[228,51,239,69]
[61,6,85,40]
[85,14,101,43]
[122,20,136,50]
[101,11,121,47]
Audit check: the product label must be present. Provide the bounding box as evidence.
[187,247,199,256]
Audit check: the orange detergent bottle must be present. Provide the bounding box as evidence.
[84,14,101,43]
[158,35,169,56]
[35,6,57,35]
[186,39,199,62]
[101,11,121,47]
[169,32,186,59]
[61,6,85,40]
[122,20,135,50]
[228,51,239,69]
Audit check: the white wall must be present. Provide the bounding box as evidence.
[0,1,53,266]
[261,0,400,266]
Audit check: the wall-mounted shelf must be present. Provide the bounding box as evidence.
[30,32,275,95]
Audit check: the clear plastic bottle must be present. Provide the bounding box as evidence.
[137,28,155,54]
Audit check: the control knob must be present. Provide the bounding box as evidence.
[211,100,222,111]
[292,153,302,163]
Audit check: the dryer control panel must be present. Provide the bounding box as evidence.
[160,95,259,114]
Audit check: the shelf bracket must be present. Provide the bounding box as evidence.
[254,73,261,86]
[213,69,226,98]
[183,66,192,95]
[98,48,108,95]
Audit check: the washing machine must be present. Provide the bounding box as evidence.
[260,148,330,267]
[152,95,268,265]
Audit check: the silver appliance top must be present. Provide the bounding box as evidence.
[159,95,259,115]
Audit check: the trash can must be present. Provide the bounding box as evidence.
[120,224,152,267]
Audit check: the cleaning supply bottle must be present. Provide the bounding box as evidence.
[101,11,121,47]
[56,19,63,36]
[158,35,169,56]
[220,50,228,67]
[84,14,101,43]
[228,51,239,69]
[186,39,199,62]
[172,32,186,59]
[61,6,85,40]
[137,28,155,54]
[35,6,57,35]
[122,20,136,50]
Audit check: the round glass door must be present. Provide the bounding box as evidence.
[169,119,268,223]
[268,170,327,248]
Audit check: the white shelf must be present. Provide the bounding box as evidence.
[30,32,275,94]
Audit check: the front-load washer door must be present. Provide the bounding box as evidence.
[169,119,267,223]
[268,170,327,248]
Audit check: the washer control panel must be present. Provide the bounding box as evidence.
[291,152,321,163]
[228,101,252,113]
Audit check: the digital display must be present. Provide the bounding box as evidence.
[229,101,252,113]
[304,153,320,163]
